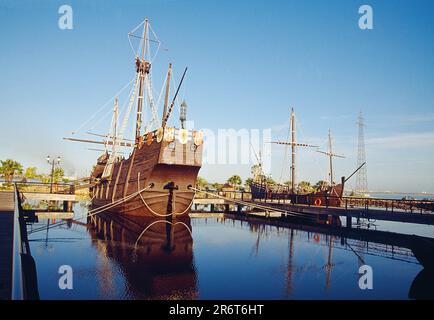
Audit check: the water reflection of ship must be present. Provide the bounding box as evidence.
[87,212,197,299]
[223,214,434,299]
[286,230,337,295]
[409,237,434,299]
[248,222,338,295]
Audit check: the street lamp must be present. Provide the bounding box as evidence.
[47,156,61,193]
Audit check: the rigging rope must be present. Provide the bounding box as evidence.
[28,184,154,235]
[72,77,135,135]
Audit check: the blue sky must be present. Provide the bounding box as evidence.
[0,0,434,192]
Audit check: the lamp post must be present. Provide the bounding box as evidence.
[46,156,61,193]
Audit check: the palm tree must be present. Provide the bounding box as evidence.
[0,159,23,183]
[314,180,329,191]
[298,181,313,193]
[227,175,242,187]
[244,178,253,187]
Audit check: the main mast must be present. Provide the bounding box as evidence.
[290,108,296,193]
[135,18,150,142]
[271,108,318,194]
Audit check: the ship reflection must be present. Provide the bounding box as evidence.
[214,216,434,299]
[87,212,197,299]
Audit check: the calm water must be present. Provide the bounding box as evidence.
[26,203,434,300]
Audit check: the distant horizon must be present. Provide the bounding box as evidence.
[1,0,434,193]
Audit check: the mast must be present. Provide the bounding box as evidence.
[317,129,345,186]
[270,108,318,194]
[135,18,150,141]
[328,129,333,185]
[162,63,172,126]
[290,108,296,193]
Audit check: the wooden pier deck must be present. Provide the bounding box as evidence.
[21,192,76,201]
[0,191,14,300]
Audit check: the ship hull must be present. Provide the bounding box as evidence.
[250,182,344,207]
[90,131,203,217]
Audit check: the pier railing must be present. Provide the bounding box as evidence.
[15,181,75,195]
[11,184,39,300]
[195,189,434,214]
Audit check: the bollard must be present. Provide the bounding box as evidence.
[63,200,73,212]
[346,215,352,228]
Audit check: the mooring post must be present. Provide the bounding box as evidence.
[63,201,73,212]
[346,215,352,228]
[237,204,242,214]
[225,203,229,213]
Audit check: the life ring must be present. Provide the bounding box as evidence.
[314,198,322,206]
[313,234,320,242]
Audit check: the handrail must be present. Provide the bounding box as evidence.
[11,184,25,299]
[15,181,75,195]
[11,183,39,300]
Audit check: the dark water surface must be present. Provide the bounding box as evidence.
[26,203,434,300]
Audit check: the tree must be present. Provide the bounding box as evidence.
[196,176,208,189]
[24,167,38,180]
[298,181,313,193]
[0,159,23,183]
[52,168,65,183]
[266,176,276,185]
[227,175,242,187]
[314,180,329,191]
[211,182,223,191]
[251,164,265,182]
[38,174,51,184]
[244,178,253,187]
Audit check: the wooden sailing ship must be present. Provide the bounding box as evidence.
[65,19,203,217]
[250,109,364,208]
